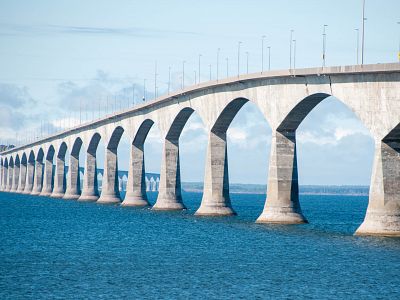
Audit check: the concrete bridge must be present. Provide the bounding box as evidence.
[0,63,399,237]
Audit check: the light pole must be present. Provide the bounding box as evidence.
[268,46,271,71]
[198,54,202,84]
[293,40,296,69]
[154,61,157,99]
[289,29,294,69]
[168,66,171,94]
[237,41,242,77]
[322,25,328,67]
[182,60,186,89]
[246,51,249,74]
[143,79,146,101]
[261,35,266,73]
[397,21,400,62]
[226,57,229,77]
[194,70,197,85]
[361,0,366,65]
[217,48,220,81]
[355,28,359,64]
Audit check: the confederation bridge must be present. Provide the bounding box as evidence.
[0,64,399,237]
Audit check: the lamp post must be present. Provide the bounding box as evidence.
[246,51,249,74]
[293,40,297,69]
[217,48,220,81]
[237,41,242,78]
[355,28,359,65]
[198,54,202,84]
[397,21,400,62]
[194,70,197,85]
[261,35,266,73]
[182,60,186,89]
[168,66,171,94]
[226,57,229,77]
[361,0,366,65]
[268,46,271,71]
[322,25,328,67]
[289,29,294,69]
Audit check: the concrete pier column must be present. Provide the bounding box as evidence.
[2,165,7,191]
[195,131,236,216]
[0,163,3,191]
[122,143,149,207]
[97,148,120,204]
[22,161,34,194]
[10,163,20,192]
[78,152,99,202]
[152,138,185,210]
[6,164,13,192]
[17,162,27,193]
[256,130,307,224]
[50,157,65,198]
[39,158,53,196]
[355,140,400,236]
[63,155,81,199]
[31,159,44,195]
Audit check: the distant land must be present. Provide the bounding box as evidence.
[181,182,369,196]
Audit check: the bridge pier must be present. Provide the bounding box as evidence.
[6,164,13,192]
[40,157,53,196]
[31,159,44,195]
[153,139,185,211]
[195,131,236,216]
[257,130,307,224]
[22,160,34,194]
[97,148,120,204]
[10,163,20,192]
[79,152,99,202]
[50,157,65,198]
[356,140,400,236]
[17,162,27,193]
[122,143,149,207]
[63,155,81,200]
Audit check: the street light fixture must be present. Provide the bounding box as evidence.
[293,40,296,69]
[267,46,271,71]
[355,28,360,65]
[322,24,328,67]
[237,41,242,77]
[361,0,366,65]
[261,35,266,73]
[289,29,294,69]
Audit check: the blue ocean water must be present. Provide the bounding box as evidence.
[0,191,399,299]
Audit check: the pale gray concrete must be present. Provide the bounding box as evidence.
[31,149,44,195]
[17,156,27,193]
[1,63,400,236]
[79,133,100,202]
[40,147,54,196]
[22,153,35,194]
[10,156,20,192]
[63,139,82,200]
[50,144,66,198]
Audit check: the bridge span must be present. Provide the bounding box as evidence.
[1,63,399,237]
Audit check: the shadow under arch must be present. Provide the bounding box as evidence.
[7,156,14,191]
[11,154,21,192]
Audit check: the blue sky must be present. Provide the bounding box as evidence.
[0,0,399,185]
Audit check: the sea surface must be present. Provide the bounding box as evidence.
[0,191,399,299]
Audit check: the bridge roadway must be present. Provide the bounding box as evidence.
[0,63,399,237]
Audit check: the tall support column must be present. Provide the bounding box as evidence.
[22,161,34,194]
[153,139,185,210]
[122,143,150,207]
[31,160,44,195]
[10,163,20,192]
[63,155,80,199]
[195,131,236,216]
[39,159,53,196]
[97,148,120,204]
[7,164,13,192]
[356,140,400,236]
[257,130,307,224]
[0,163,5,191]
[17,163,27,193]
[50,157,65,198]
[79,152,99,201]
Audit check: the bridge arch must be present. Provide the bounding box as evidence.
[50,142,67,197]
[17,152,28,192]
[40,145,55,196]
[31,148,45,194]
